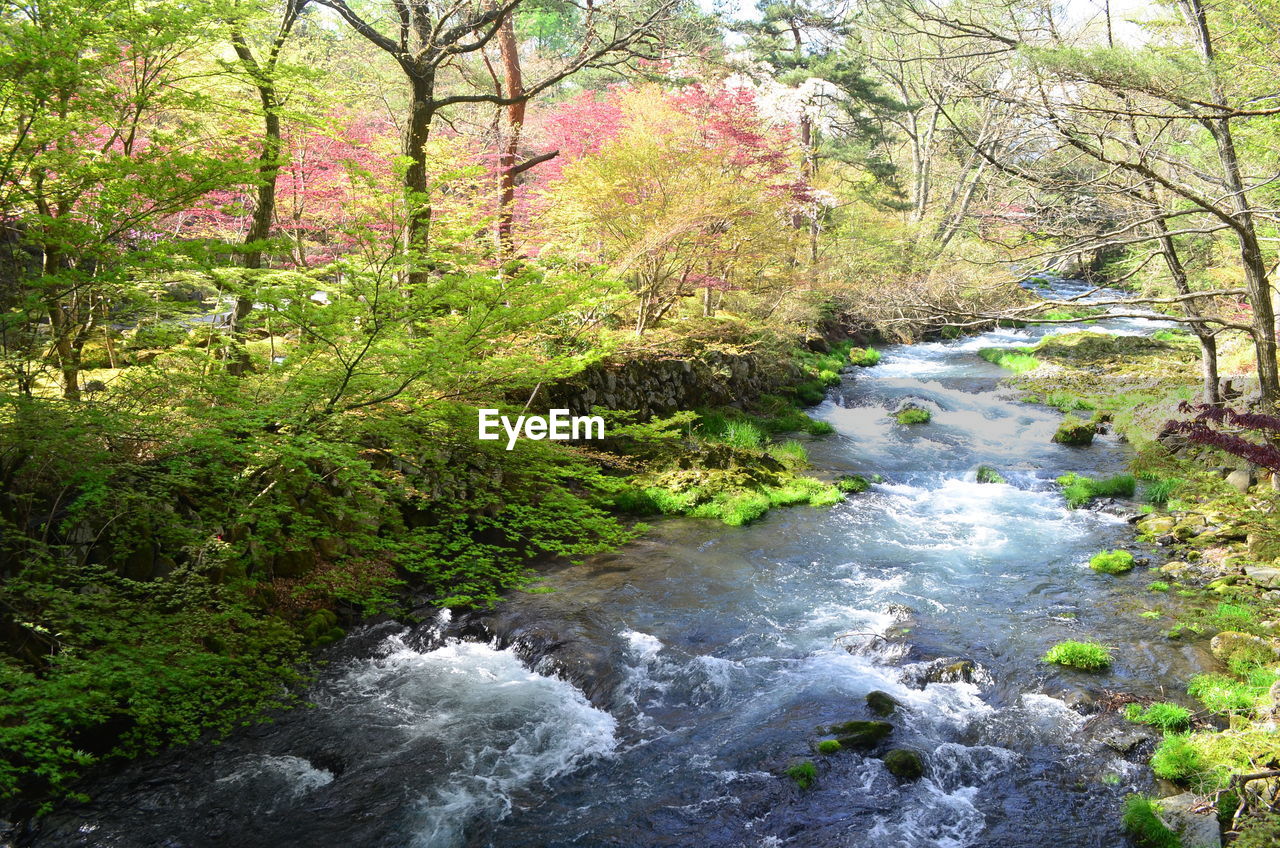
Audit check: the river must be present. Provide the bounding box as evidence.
[26,281,1213,848]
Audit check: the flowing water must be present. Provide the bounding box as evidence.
[25,281,1216,848]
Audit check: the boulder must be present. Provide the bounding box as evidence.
[1226,469,1255,493]
[824,720,893,750]
[1209,631,1279,664]
[865,690,900,717]
[1157,792,1221,848]
[1052,419,1095,446]
[904,657,984,687]
[1138,516,1177,535]
[882,748,925,782]
[1244,566,1280,590]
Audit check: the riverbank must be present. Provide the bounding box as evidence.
[980,313,1280,846]
[0,311,880,816]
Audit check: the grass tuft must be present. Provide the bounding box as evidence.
[1042,640,1112,670]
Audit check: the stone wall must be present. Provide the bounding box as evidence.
[541,350,799,418]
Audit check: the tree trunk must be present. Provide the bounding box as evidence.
[404,71,436,284]
[1153,213,1220,404]
[1178,0,1279,405]
[496,10,525,258]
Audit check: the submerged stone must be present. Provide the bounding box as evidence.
[824,719,893,750]
[1052,418,1095,446]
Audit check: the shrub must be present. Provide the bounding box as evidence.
[1124,701,1191,732]
[1042,640,1112,670]
[1090,549,1135,574]
[894,408,931,425]
[816,739,841,755]
[849,347,881,367]
[1122,795,1182,848]
[786,760,817,789]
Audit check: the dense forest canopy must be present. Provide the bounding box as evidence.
[6,0,1280,825]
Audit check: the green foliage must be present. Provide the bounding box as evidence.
[1148,581,1171,592]
[1187,673,1261,714]
[1145,477,1184,505]
[817,739,842,754]
[1236,814,1280,848]
[1124,701,1191,732]
[0,558,306,802]
[848,347,881,367]
[1042,640,1112,670]
[767,439,809,467]
[1090,549,1135,574]
[786,760,817,789]
[894,407,931,425]
[1057,473,1136,508]
[1122,796,1182,848]
[979,347,1040,373]
[975,465,1006,484]
[1150,735,1204,783]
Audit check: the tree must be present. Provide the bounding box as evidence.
[312,0,685,282]
[545,85,805,333]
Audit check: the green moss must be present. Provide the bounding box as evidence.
[816,739,841,755]
[979,347,1041,373]
[1090,549,1135,574]
[849,347,882,367]
[1140,610,1162,619]
[881,748,925,781]
[1148,581,1171,592]
[1042,640,1112,670]
[1124,701,1191,732]
[1052,416,1096,446]
[1122,795,1182,848]
[1187,673,1261,714]
[836,474,870,494]
[786,760,817,789]
[894,407,931,425]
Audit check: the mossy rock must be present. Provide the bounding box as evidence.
[894,407,931,425]
[1090,550,1135,574]
[865,690,900,717]
[836,474,871,494]
[1052,417,1095,446]
[882,748,925,782]
[1209,630,1280,664]
[975,465,1006,485]
[824,719,893,750]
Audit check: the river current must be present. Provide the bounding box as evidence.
[27,281,1214,848]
